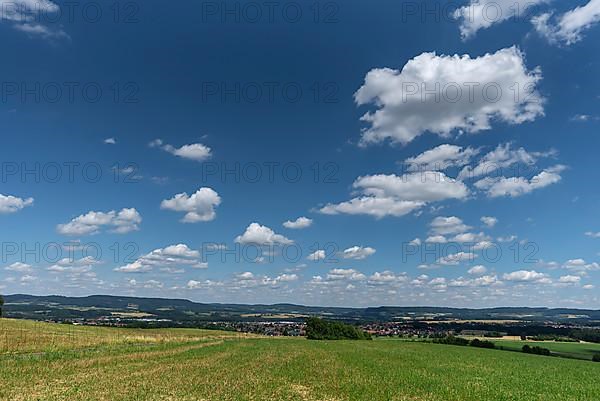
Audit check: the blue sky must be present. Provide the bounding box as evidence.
[1,0,600,307]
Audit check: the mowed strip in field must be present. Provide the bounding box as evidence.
[1,319,599,401]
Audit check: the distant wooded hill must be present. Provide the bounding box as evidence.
[3,294,600,324]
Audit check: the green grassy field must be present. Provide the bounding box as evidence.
[1,319,599,401]
[0,317,247,354]
[491,338,600,361]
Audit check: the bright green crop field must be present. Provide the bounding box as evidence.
[1,319,599,401]
[492,338,600,361]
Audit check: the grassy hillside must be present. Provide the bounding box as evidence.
[1,319,599,401]
[0,318,245,354]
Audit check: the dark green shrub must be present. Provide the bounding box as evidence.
[522,345,551,356]
[592,354,600,362]
[536,346,551,356]
[470,339,496,349]
[433,336,470,346]
[305,317,371,340]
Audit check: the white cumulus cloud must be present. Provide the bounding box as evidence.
[437,252,477,266]
[481,216,498,227]
[430,216,471,235]
[235,223,293,245]
[149,139,212,161]
[4,262,33,272]
[114,244,205,273]
[340,246,376,260]
[47,256,100,274]
[57,208,142,236]
[307,250,326,261]
[450,232,491,243]
[0,194,34,214]
[468,265,488,275]
[455,0,548,39]
[474,165,565,198]
[0,0,68,40]
[320,172,468,219]
[558,275,581,284]
[161,187,221,223]
[426,235,448,244]
[320,197,425,219]
[283,217,313,229]
[355,46,544,146]
[563,259,600,272]
[405,144,479,172]
[326,268,367,282]
[458,142,556,180]
[503,270,549,283]
[533,0,600,45]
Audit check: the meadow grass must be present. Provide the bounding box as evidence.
[491,338,600,360]
[0,318,246,354]
[1,319,599,401]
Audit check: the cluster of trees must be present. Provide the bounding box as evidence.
[528,334,578,342]
[571,329,600,344]
[432,336,496,349]
[521,329,600,344]
[0,295,3,317]
[469,338,496,349]
[522,345,551,356]
[305,317,371,340]
[432,336,470,346]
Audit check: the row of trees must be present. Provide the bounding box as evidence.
[432,336,496,349]
[571,329,600,344]
[306,317,371,340]
[525,330,600,344]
